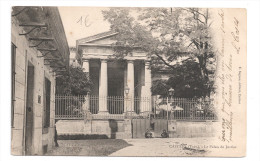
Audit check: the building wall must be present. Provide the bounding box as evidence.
[11,18,56,155]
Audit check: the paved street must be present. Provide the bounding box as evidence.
[47,137,213,156]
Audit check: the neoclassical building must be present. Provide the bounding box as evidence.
[76,31,152,116]
[57,31,217,139]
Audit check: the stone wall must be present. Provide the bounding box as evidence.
[56,119,132,139]
[56,119,216,139]
[11,18,56,155]
[168,120,217,138]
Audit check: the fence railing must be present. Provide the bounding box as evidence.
[154,97,217,120]
[55,95,217,120]
[55,95,85,119]
[55,95,152,119]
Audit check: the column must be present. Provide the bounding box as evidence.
[126,60,135,113]
[82,59,90,73]
[141,61,152,113]
[82,59,90,113]
[98,59,108,114]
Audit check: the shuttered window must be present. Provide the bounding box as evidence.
[43,78,51,128]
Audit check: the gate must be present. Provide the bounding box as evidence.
[132,119,150,138]
[152,119,168,137]
[132,118,168,138]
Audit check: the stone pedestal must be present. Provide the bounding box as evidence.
[123,119,132,138]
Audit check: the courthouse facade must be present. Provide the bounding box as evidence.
[76,31,153,116]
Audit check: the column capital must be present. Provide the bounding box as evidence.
[100,59,108,63]
[144,60,151,66]
[127,60,134,64]
[82,59,89,63]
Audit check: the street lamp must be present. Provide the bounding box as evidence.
[167,88,175,120]
[124,85,130,118]
[124,85,130,95]
[168,88,175,97]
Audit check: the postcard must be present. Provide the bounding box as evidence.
[11,6,246,157]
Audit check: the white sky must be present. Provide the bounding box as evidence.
[58,7,111,47]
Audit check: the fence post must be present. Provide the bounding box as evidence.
[167,97,169,121]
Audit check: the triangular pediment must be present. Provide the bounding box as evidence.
[77,31,118,45]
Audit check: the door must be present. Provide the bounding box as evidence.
[153,119,168,137]
[25,63,34,155]
[132,119,150,138]
[108,67,124,114]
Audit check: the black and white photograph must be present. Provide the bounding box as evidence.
[8,5,248,157]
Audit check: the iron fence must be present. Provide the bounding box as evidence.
[55,95,217,120]
[55,95,85,119]
[55,95,152,119]
[154,97,217,120]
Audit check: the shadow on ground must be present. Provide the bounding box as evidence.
[46,139,132,156]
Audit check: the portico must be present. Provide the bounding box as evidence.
[77,31,152,117]
[81,58,151,115]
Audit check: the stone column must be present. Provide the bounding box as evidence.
[141,61,152,113]
[82,59,90,113]
[98,59,108,114]
[124,66,127,113]
[126,60,135,113]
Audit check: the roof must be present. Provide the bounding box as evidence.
[77,31,118,44]
[12,7,70,70]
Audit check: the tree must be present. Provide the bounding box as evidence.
[152,58,212,98]
[102,8,216,98]
[56,65,92,95]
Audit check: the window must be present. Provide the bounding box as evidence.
[43,78,51,129]
[11,43,16,127]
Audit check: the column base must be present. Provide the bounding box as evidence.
[124,111,137,119]
[140,111,152,115]
[138,111,152,119]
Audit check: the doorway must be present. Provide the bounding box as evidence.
[107,63,125,114]
[25,62,34,155]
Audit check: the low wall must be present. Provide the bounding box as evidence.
[56,119,217,139]
[168,120,217,138]
[56,119,132,139]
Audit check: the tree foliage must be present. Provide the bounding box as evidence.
[56,65,92,95]
[102,7,216,98]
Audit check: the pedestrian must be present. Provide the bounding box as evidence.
[161,129,169,138]
[54,123,59,147]
[145,129,152,138]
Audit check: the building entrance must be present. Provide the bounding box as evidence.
[25,63,34,155]
[107,65,125,114]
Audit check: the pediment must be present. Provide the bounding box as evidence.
[77,31,118,45]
